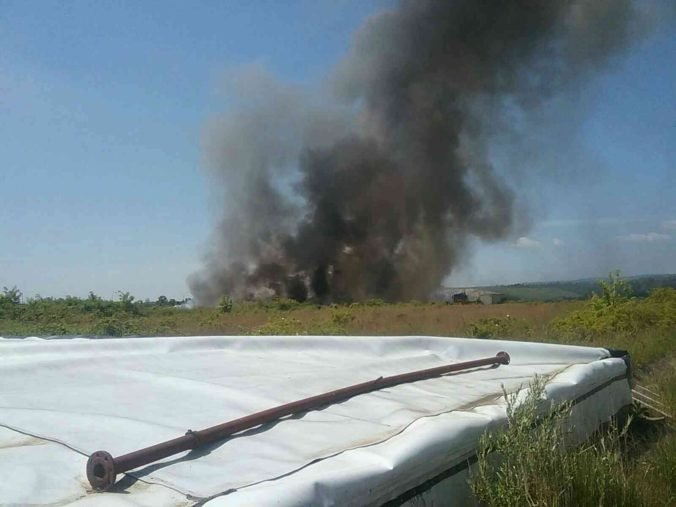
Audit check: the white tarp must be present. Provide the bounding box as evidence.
[0,335,631,506]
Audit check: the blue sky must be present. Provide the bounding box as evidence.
[1,1,674,299]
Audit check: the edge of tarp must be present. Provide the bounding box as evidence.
[384,347,632,506]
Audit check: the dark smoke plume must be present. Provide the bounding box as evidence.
[190,0,643,305]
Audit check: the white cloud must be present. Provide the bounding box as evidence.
[513,237,542,249]
[541,217,651,228]
[617,232,671,243]
[662,220,676,231]
[552,238,564,247]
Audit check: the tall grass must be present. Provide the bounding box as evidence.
[467,282,675,505]
[470,377,670,507]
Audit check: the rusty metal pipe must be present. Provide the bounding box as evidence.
[87,351,510,491]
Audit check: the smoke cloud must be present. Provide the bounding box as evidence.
[190,0,643,305]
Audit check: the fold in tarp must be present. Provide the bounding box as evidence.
[0,335,631,506]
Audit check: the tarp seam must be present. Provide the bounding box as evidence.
[0,421,190,499]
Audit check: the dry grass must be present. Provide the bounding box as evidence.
[336,301,573,336]
[140,301,574,337]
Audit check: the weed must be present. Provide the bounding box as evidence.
[253,309,356,336]
[468,315,532,338]
[552,283,675,342]
[470,377,645,506]
[255,316,306,335]
[218,295,234,313]
[330,308,355,327]
[90,317,139,337]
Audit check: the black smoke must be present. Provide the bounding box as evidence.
[190,0,644,305]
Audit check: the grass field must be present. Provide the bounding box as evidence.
[1,279,674,505]
[0,286,571,337]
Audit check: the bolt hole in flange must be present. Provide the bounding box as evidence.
[93,463,105,479]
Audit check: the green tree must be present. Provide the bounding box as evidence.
[117,291,139,314]
[1,286,22,305]
[593,270,631,310]
[0,286,23,318]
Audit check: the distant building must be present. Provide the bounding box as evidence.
[463,289,505,304]
[477,291,505,305]
[433,287,505,304]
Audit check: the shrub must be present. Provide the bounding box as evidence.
[254,309,355,336]
[552,287,676,341]
[255,316,305,335]
[274,298,301,311]
[470,377,642,506]
[0,286,22,318]
[1,286,22,305]
[594,269,632,307]
[218,295,234,313]
[91,317,138,337]
[82,292,117,316]
[251,297,303,312]
[468,315,532,338]
[117,291,139,315]
[330,308,355,327]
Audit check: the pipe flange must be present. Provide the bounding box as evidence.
[496,351,511,365]
[87,450,116,491]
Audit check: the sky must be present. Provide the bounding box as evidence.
[1,0,674,300]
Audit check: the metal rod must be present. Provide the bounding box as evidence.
[632,389,666,407]
[633,397,672,420]
[87,351,510,491]
[633,384,662,398]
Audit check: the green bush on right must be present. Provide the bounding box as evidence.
[552,272,676,341]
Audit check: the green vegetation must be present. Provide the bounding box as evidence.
[549,273,675,368]
[468,314,533,339]
[464,272,676,368]
[470,372,675,507]
[471,377,640,506]
[0,290,190,337]
[465,274,676,506]
[218,295,234,313]
[253,308,354,336]
[552,284,675,342]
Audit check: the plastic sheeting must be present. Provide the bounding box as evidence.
[0,335,631,506]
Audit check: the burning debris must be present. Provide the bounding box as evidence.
[190,0,642,305]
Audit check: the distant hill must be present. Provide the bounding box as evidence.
[446,274,676,302]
